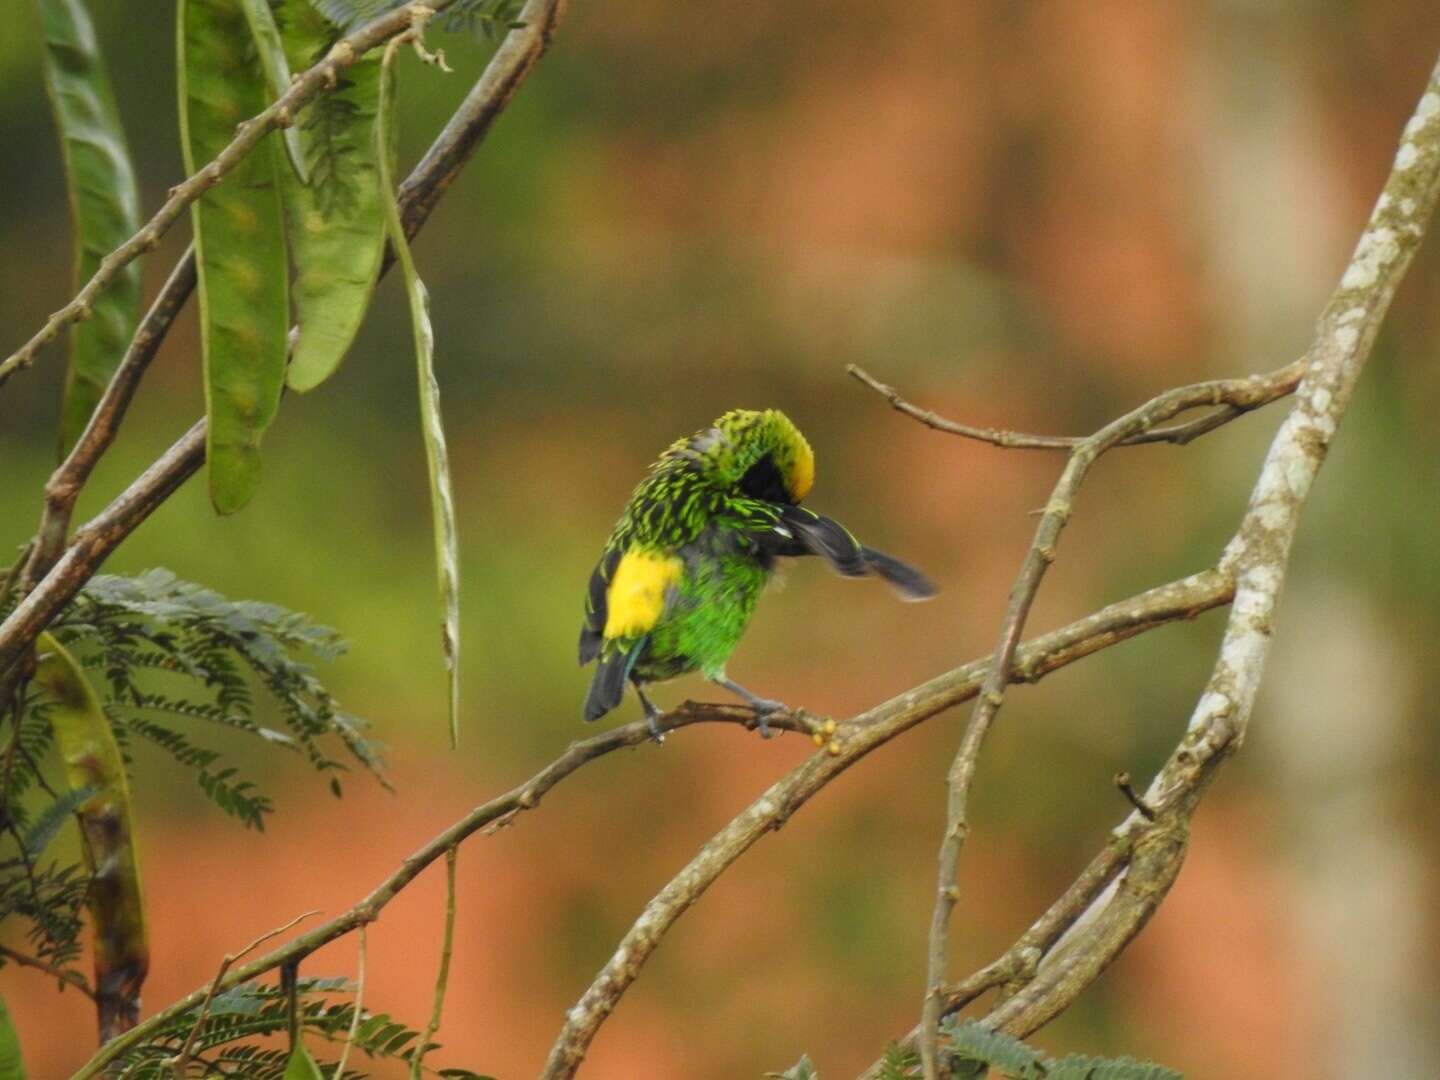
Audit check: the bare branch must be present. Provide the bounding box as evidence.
[333,924,366,1080]
[74,569,1230,1080]
[848,360,1306,450]
[917,360,1303,1076]
[538,569,1232,1079]
[410,846,458,1080]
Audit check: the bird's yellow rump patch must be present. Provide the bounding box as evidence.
[604,550,683,639]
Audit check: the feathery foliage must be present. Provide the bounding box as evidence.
[106,975,495,1079]
[51,567,389,827]
[306,0,526,38]
[775,1022,1182,1079]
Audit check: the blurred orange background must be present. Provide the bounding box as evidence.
[3,2,1440,1077]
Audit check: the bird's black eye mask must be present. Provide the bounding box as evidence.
[739,453,794,504]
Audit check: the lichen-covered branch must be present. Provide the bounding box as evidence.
[867,49,1440,1079]
[916,360,1304,1077]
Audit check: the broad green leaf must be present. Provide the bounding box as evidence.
[33,632,148,1042]
[34,0,142,458]
[0,995,24,1080]
[179,0,291,514]
[283,1043,325,1080]
[275,0,389,392]
[377,51,462,746]
[238,0,309,182]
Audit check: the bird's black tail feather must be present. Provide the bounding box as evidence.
[860,545,938,600]
[769,507,938,600]
[583,652,627,722]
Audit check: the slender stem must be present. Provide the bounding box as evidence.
[0,943,96,1001]
[410,846,458,1080]
[333,924,367,1080]
[165,910,322,1078]
[848,361,1306,450]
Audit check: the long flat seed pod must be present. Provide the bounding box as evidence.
[179,0,291,514]
[34,0,143,458]
[276,0,389,392]
[237,0,309,182]
[377,46,462,747]
[32,633,147,1045]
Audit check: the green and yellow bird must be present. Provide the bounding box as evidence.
[579,408,936,739]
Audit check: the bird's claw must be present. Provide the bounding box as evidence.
[750,698,786,739]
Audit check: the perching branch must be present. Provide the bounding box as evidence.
[0,0,466,389]
[0,0,571,681]
[75,569,1231,1079]
[917,359,1305,1076]
[538,569,1232,1079]
[69,703,828,1079]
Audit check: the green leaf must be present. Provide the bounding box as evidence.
[33,0,143,459]
[19,784,98,857]
[238,0,309,182]
[283,1043,325,1080]
[32,632,148,1040]
[376,50,462,747]
[179,0,291,514]
[275,0,389,392]
[942,1019,1044,1079]
[0,995,25,1080]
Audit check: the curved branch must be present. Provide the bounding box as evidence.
[538,569,1233,1079]
[69,702,824,1080]
[848,361,1306,450]
[918,360,1302,1074]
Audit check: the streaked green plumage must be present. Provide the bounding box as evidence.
[580,408,935,735]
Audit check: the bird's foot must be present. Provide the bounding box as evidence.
[636,686,666,744]
[749,698,786,739]
[713,677,789,739]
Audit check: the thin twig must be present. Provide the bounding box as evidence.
[410,846,458,1080]
[75,570,1230,1079]
[333,924,366,1080]
[1112,772,1155,821]
[916,360,1303,1078]
[0,1,464,388]
[0,943,96,1001]
[166,909,322,1078]
[848,361,1306,451]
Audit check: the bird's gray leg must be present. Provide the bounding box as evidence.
[713,677,787,739]
[634,683,665,743]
